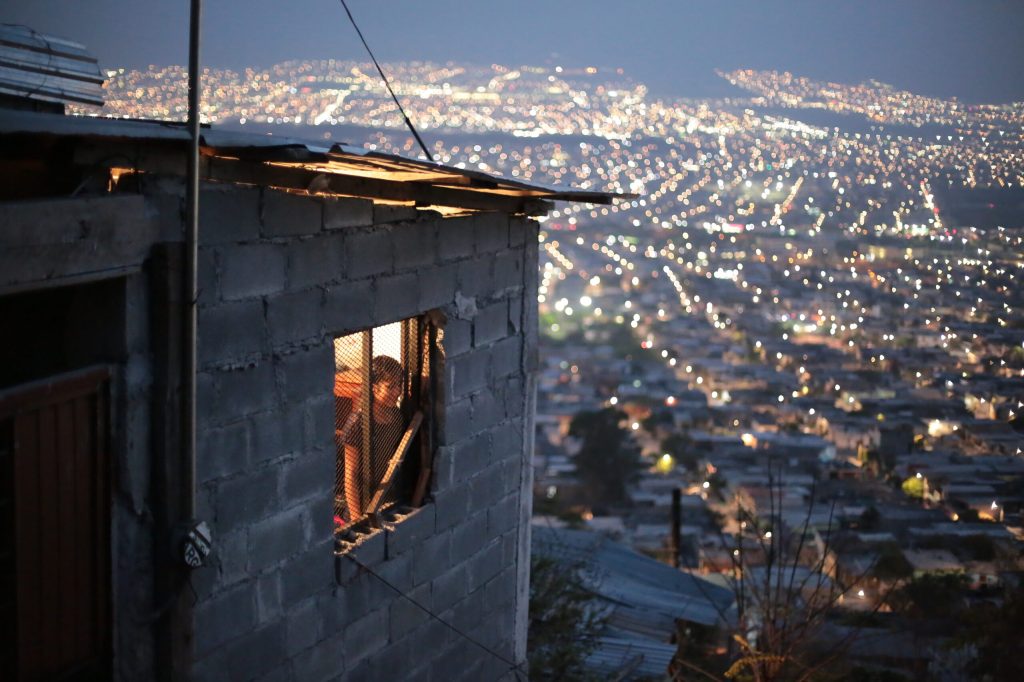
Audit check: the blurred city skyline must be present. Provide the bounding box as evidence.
[6,0,1024,103]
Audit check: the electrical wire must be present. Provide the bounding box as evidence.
[337,0,434,162]
[344,554,527,680]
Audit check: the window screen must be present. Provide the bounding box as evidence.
[333,317,431,531]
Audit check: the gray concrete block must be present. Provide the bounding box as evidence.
[248,505,306,572]
[438,397,472,447]
[214,528,249,590]
[449,595,484,636]
[489,421,524,464]
[286,598,322,657]
[456,254,494,297]
[466,538,504,592]
[306,495,336,546]
[278,344,332,406]
[346,228,393,279]
[267,288,325,348]
[490,337,522,380]
[493,250,524,292]
[373,272,419,323]
[388,582,432,642]
[500,458,523,498]
[440,318,471,357]
[386,505,436,557]
[434,484,470,532]
[486,493,519,537]
[287,233,345,290]
[282,449,334,503]
[500,530,518,566]
[450,431,490,485]
[198,298,266,368]
[431,562,467,612]
[199,186,261,245]
[256,571,283,623]
[221,243,287,301]
[437,218,475,261]
[468,464,505,514]
[417,262,458,312]
[324,278,374,334]
[249,406,305,466]
[431,445,456,492]
[502,377,525,420]
[304,393,335,450]
[215,363,279,423]
[508,218,528,248]
[197,370,219,432]
[471,390,504,434]
[291,628,346,682]
[473,300,508,347]
[148,190,185,242]
[197,246,219,306]
[372,204,418,225]
[385,629,441,682]
[483,566,517,615]
[429,640,475,682]
[262,190,321,237]
[197,420,251,484]
[450,513,488,565]
[451,350,488,399]
[330,565,391,631]
[344,608,388,668]
[324,196,374,230]
[215,466,279,534]
[474,214,510,254]
[280,540,335,605]
[251,662,292,682]
[411,529,452,587]
[507,296,522,335]
[194,582,257,657]
[392,220,439,271]
[335,529,386,585]
[374,550,414,594]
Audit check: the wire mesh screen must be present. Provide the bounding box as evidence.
[333,318,425,531]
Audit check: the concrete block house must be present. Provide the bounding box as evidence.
[0,106,615,680]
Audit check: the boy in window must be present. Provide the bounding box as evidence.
[337,355,404,523]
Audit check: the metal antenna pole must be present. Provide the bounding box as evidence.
[183,0,202,521]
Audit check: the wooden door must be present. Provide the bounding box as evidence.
[0,367,111,681]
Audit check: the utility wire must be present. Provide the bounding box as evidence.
[344,554,526,680]
[338,0,434,161]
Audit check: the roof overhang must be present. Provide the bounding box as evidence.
[0,109,631,215]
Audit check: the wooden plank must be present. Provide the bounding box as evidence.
[0,366,109,417]
[72,394,92,663]
[94,386,110,663]
[209,156,534,214]
[13,410,41,679]
[366,411,423,515]
[55,399,76,665]
[36,404,59,676]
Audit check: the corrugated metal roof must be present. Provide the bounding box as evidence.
[0,108,624,211]
[0,25,104,107]
[585,636,678,678]
[532,525,734,628]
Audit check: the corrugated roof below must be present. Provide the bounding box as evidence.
[0,26,104,107]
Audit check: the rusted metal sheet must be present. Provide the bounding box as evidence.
[0,366,111,680]
[0,25,104,108]
[0,107,628,209]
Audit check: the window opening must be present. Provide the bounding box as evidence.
[333,317,432,533]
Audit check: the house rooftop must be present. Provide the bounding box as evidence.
[0,108,625,214]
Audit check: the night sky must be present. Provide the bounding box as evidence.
[6,0,1024,102]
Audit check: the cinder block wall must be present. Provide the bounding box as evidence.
[188,185,538,681]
